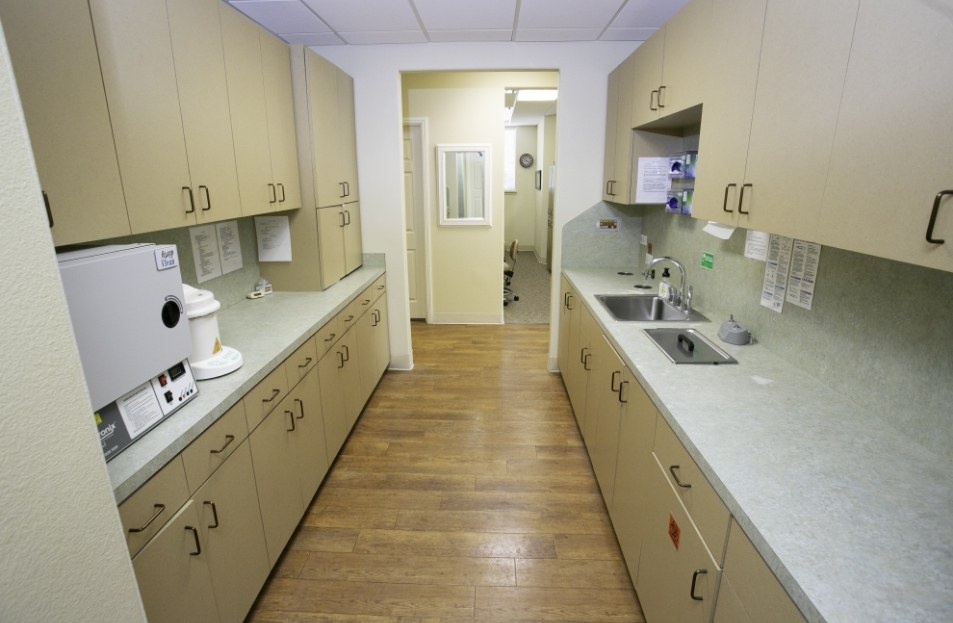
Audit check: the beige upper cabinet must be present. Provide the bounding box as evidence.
[0,0,129,246]
[89,0,194,234]
[602,54,637,203]
[817,0,953,273]
[260,30,302,212]
[167,0,242,223]
[630,32,665,128]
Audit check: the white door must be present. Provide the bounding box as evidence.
[404,122,427,319]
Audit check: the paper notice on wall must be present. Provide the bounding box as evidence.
[786,240,822,310]
[744,230,770,261]
[255,215,292,262]
[635,157,671,204]
[216,220,243,275]
[760,234,794,313]
[190,224,223,283]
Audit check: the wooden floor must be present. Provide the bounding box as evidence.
[248,323,644,622]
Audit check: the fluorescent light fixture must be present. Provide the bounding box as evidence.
[516,89,558,102]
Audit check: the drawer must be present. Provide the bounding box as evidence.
[368,274,386,300]
[118,456,189,557]
[654,417,731,561]
[180,401,249,493]
[243,365,290,431]
[284,336,318,389]
[315,315,342,356]
[339,298,362,332]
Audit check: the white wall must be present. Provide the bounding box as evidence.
[0,27,146,623]
[312,42,636,368]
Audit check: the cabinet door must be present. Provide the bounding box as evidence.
[317,206,347,285]
[337,68,360,203]
[587,335,625,509]
[343,202,364,274]
[318,343,348,458]
[291,367,330,504]
[630,33,665,128]
[261,30,302,211]
[610,54,637,203]
[119,457,189,557]
[89,0,194,234]
[818,0,953,273]
[636,457,719,623]
[132,500,220,623]
[567,306,597,438]
[0,0,129,246]
[372,297,391,381]
[339,330,364,430]
[658,0,712,117]
[306,51,347,207]
[557,277,574,377]
[739,0,859,239]
[167,0,242,223]
[356,305,378,406]
[602,64,622,201]
[220,2,275,217]
[691,0,767,224]
[196,442,270,623]
[248,395,304,565]
[610,375,659,584]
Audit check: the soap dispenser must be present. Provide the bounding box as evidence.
[658,268,671,299]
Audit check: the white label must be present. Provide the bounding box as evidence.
[154,247,178,271]
[117,384,164,440]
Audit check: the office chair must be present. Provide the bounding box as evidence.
[504,240,520,306]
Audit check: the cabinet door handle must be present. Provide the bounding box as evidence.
[43,191,53,228]
[209,434,235,455]
[618,380,629,404]
[690,569,708,601]
[183,186,195,214]
[579,347,588,364]
[342,344,350,362]
[669,464,692,488]
[263,388,280,403]
[286,410,296,432]
[583,353,592,371]
[926,190,952,244]
[185,526,202,556]
[339,181,347,198]
[566,293,574,310]
[738,183,752,215]
[610,370,622,392]
[277,183,286,203]
[268,183,277,204]
[199,185,211,211]
[294,398,305,420]
[128,504,165,533]
[337,350,346,368]
[339,210,347,228]
[298,357,313,369]
[649,89,658,111]
[203,501,219,529]
[722,183,736,213]
[344,209,352,226]
[658,85,666,109]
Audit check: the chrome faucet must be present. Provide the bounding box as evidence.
[645,256,688,311]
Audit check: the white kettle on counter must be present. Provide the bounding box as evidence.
[182,284,243,380]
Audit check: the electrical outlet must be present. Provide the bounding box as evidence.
[640,234,648,245]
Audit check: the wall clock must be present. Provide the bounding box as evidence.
[519,153,534,168]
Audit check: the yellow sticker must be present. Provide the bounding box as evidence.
[213,337,222,354]
[94,412,102,425]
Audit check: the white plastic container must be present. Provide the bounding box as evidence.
[182,285,243,380]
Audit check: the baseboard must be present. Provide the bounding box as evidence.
[387,353,414,370]
[430,312,503,324]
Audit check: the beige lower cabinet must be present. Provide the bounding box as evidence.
[195,441,270,623]
[566,304,598,438]
[318,340,349,458]
[713,521,806,623]
[291,367,330,503]
[132,500,220,623]
[608,370,659,582]
[636,454,720,623]
[557,277,575,376]
[586,335,626,508]
[356,290,390,404]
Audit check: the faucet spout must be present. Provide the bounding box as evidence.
[646,256,688,310]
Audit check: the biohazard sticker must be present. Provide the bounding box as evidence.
[668,514,681,550]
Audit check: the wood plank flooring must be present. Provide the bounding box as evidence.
[248,323,644,622]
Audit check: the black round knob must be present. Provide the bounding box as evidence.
[161,299,181,329]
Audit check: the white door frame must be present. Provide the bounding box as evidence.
[403,117,433,322]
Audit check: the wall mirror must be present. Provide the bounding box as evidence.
[437,144,492,226]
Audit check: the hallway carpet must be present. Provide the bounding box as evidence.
[248,323,644,622]
[504,251,552,325]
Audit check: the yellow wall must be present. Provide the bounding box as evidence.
[505,125,539,251]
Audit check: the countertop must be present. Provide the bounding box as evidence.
[563,268,953,623]
[107,264,385,504]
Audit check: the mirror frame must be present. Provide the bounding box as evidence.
[436,144,492,227]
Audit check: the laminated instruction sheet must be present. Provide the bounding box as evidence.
[760,235,793,312]
[759,235,822,312]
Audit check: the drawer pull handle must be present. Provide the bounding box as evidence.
[263,389,280,403]
[722,183,736,213]
[690,569,707,601]
[286,410,296,432]
[209,434,235,455]
[345,314,354,322]
[294,398,305,420]
[926,190,952,244]
[669,465,692,489]
[324,332,337,342]
[377,285,385,291]
[186,526,202,556]
[298,357,313,368]
[362,298,371,306]
[128,504,165,533]
[204,501,219,529]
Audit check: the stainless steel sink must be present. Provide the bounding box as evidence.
[596,294,708,322]
[644,328,737,365]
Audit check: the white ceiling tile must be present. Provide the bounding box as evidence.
[338,30,429,45]
[413,0,517,30]
[518,0,625,29]
[515,28,606,42]
[279,32,346,45]
[302,0,421,32]
[229,1,331,34]
[428,29,514,43]
[612,0,690,28]
[601,27,659,41]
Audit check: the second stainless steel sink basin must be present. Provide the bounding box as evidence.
[596,294,707,322]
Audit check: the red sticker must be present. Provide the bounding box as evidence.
[668,514,681,550]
